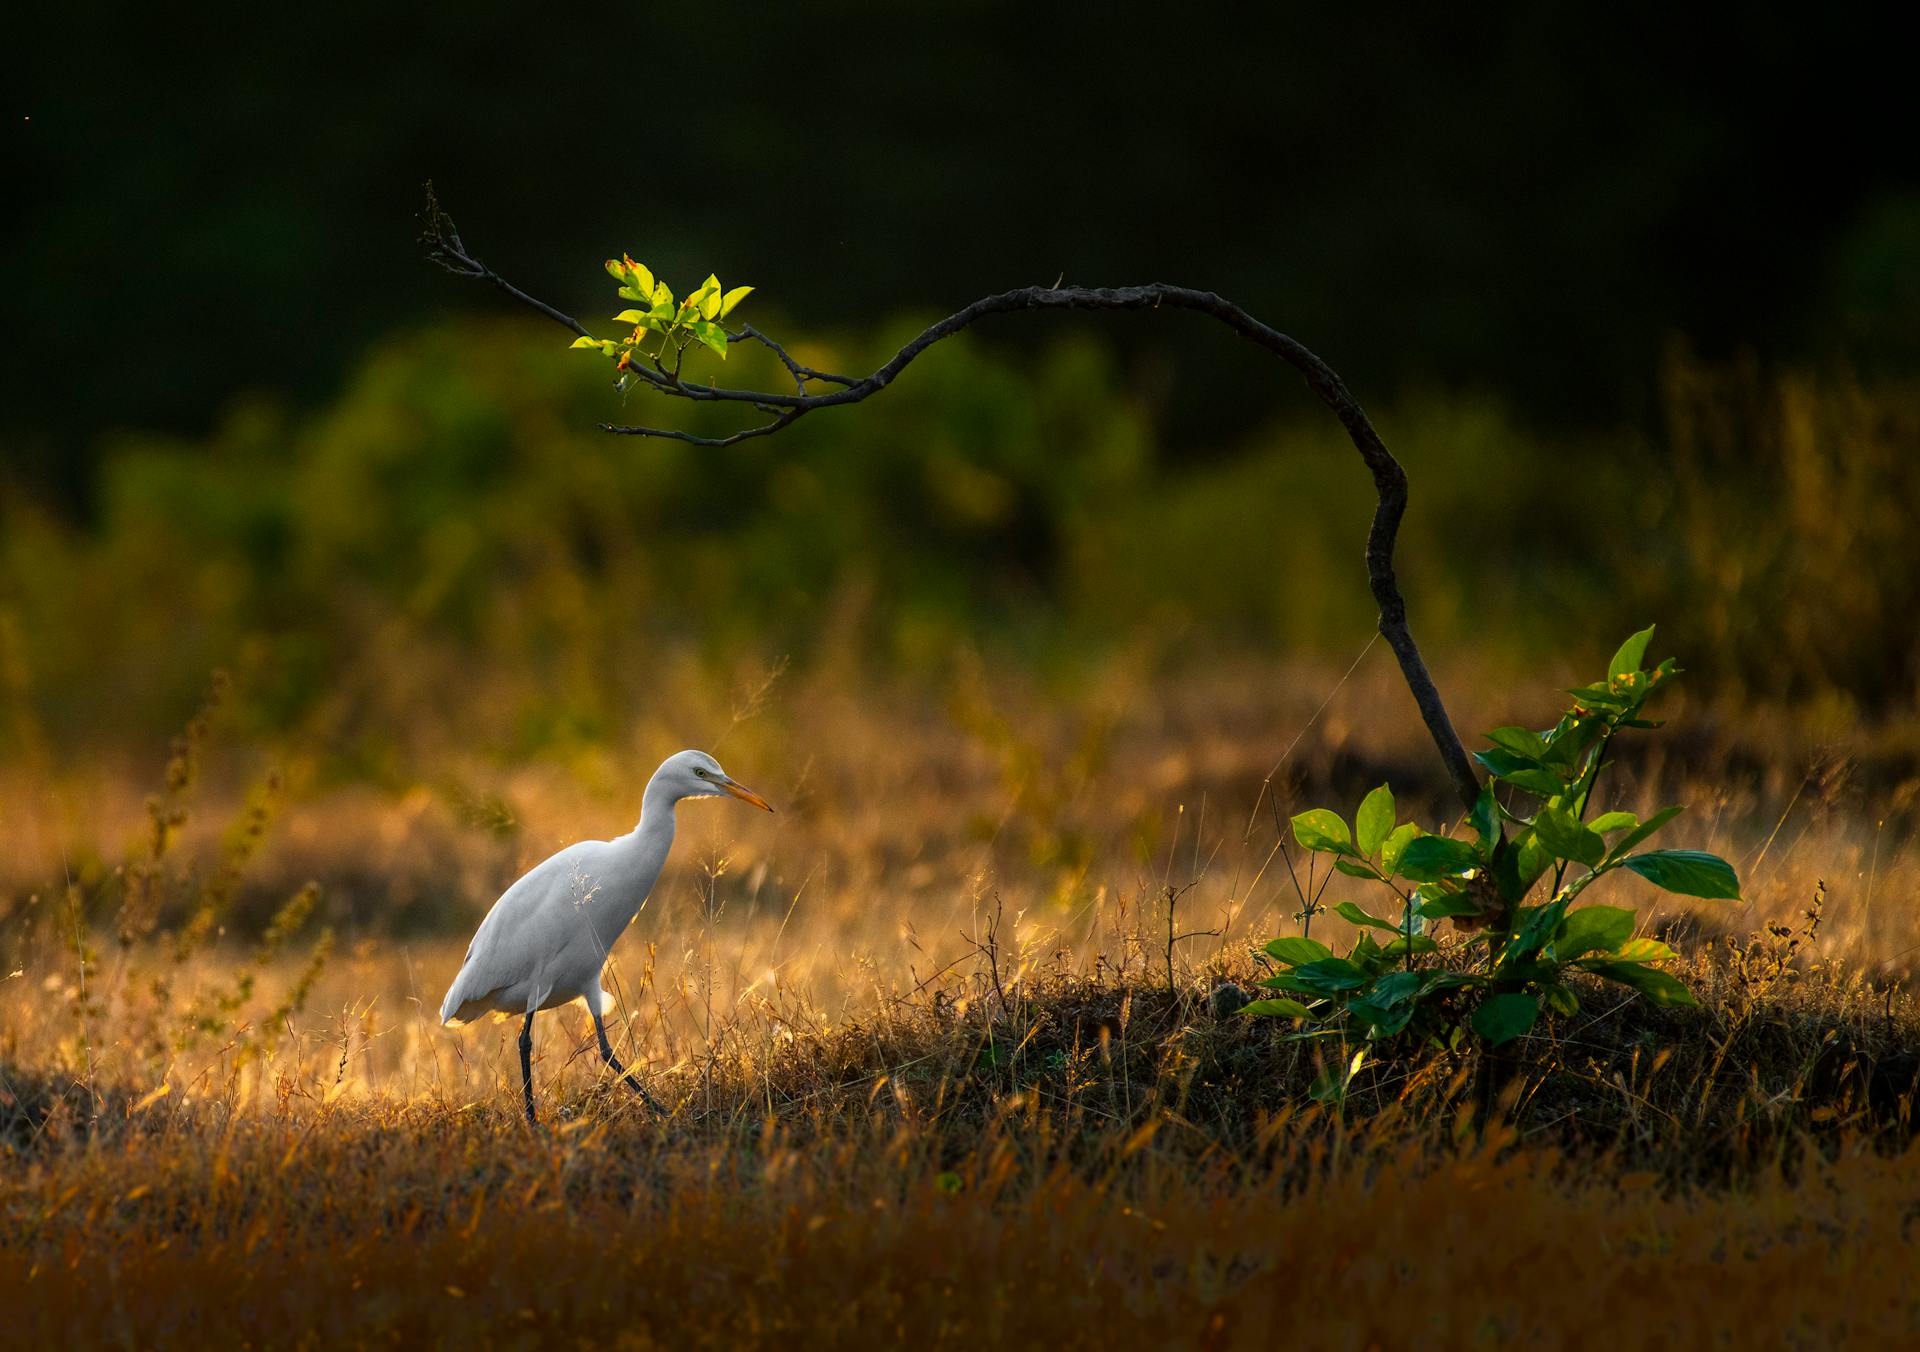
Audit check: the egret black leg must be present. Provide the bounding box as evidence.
[519,1010,538,1127]
[591,1005,666,1114]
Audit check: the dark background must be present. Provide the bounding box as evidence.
[9,6,1916,508]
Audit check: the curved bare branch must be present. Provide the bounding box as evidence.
[420,192,1484,812]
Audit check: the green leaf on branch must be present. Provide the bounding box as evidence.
[1473,750,1569,796]
[1263,936,1335,966]
[1381,823,1421,875]
[1412,886,1482,920]
[1395,835,1481,882]
[1588,810,1640,835]
[1622,850,1741,900]
[1472,993,1540,1046]
[1289,958,1370,993]
[1554,905,1635,960]
[1334,858,1379,879]
[1607,805,1685,859]
[720,284,753,317]
[1585,960,1699,1007]
[1240,997,1314,1019]
[1469,786,1499,851]
[1291,809,1353,855]
[688,320,729,357]
[1533,803,1606,868]
[1334,901,1403,933]
[1484,726,1549,760]
[1356,785,1394,857]
[1609,625,1656,684]
[690,273,723,320]
[1611,936,1679,964]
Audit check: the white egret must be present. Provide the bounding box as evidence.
[439,749,774,1124]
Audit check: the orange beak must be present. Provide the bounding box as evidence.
[721,778,775,812]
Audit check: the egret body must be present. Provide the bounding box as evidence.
[439,749,773,1123]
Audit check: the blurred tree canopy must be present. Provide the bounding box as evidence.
[7,4,1915,508]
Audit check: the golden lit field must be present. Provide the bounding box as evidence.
[13,13,1920,1344]
[6,652,1920,1346]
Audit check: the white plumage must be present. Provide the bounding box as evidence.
[440,749,773,1123]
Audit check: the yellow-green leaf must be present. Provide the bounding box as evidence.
[719,284,753,317]
[689,320,728,358]
[624,256,656,301]
[693,273,723,319]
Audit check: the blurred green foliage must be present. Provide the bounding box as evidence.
[1,318,1914,773]
[9,7,1917,504]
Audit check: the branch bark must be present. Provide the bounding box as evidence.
[421,191,1484,812]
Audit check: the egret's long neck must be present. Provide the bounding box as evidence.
[592,780,680,942]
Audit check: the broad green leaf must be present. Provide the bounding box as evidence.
[1610,936,1678,964]
[1240,997,1313,1019]
[1484,726,1549,760]
[1346,933,1386,973]
[1533,803,1606,868]
[1291,809,1353,855]
[1412,887,1482,920]
[1514,829,1555,891]
[1347,997,1414,1036]
[1356,785,1395,857]
[1609,625,1655,683]
[719,284,753,317]
[1469,786,1498,851]
[1381,822,1421,875]
[623,256,657,299]
[1566,682,1631,710]
[1289,958,1370,992]
[1263,936,1334,966]
[1395,835,1481,882]
[569,336,613,352]
[1585,960,1699,1007]
[1589,810,1640,835]
[1498,899,1570,968]
[605,257,627,282]
[1474,747,1544,775]
[1334,858,1379,879]
[1541,716,1607,768]
[1543,983,1580,1016]
[1554,905,1635,960]
[1622,850,1741,900]
[1473,750,1568,796]
[1606,805,1685,859]
[691,321,729,357]
[1472,993,1539,1046]
[692,273,723,319]
[1334,901,1403,933]
[1378,934,1440,960]
[1365,971,1424,1006]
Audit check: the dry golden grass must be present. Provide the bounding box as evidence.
[5,652,1920,1345]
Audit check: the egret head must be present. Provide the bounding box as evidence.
[653,749,775,812]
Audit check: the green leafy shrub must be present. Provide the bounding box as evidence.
[1246,626,1740,1050]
